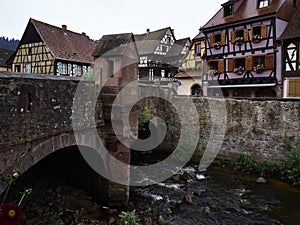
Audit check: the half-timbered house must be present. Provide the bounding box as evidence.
[176,32,206,96]
[135,27,188,83]
[11,18,96,76]
[280,6,300,98]
[201,0,299,98]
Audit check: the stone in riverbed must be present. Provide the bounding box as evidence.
[256,177,267,184]
[183,193,193,204]
[200,206,211,214]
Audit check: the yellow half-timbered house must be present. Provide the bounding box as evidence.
[11,18,96,76]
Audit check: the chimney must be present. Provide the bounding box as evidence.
[62,25,67,32]
[82,32,86,36]
[146,28,150,35]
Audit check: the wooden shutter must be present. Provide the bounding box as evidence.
[218,60,224,73]
[231,31,236,44]
[245,57,253,71]
[243,29,249,42]
[227,58,234,72]
[221,32,226,45]
[261,24,267,38]
[209,35,215,47]
[265,54,274,70]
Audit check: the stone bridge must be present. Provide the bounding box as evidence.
[0,72,134,206]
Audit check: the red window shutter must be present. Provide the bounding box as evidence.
[227,58,234,72]
[231,31,236,44]
[218,60,224,73]
[245,57,253,71]
[243,29,249,42]
[265,54,274,70]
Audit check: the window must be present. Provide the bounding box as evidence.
[253,56,265,72]
[77,66,82,76]
[108,60,114,77]
[224,4,233,17]
[288,79,300,97]
[15,65,21,72]
[195,43,201,55]
[68,64,72,75]
[210,33,226,48]
[57,62,62,75]
[251,25,267,42]
[73,64,78,76]
[257,0,269,9]
[25,64,31,73]
[231,29,248,44]
[208,60,224,76]
[234,58,245,74]
[62,63,67,74]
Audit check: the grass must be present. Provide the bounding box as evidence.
[229,146,300,187]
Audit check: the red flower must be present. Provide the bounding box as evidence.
[0,202,24,225]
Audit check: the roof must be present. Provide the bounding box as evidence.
[0,48,14,67]
[93,33,135,57]
[175,71,202,78]
[280,7,300,40]
[202,0,297,29]
[166,38,191,57]
[134,27,173,55]
[26,18,96,64]
[192,32,205,41]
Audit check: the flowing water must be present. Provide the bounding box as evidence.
[3,147,300,224]
[130,165,300,225]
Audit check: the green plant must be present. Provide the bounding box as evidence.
[235,36,244,45]
[231,153,257,174]
[233,66,245,75]
[277,146,300,186]
[254,64,264,73]
[118,210,138,225]
[138,107,151,131]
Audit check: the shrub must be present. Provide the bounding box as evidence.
[118,210,138,225]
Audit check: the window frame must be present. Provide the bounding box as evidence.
[257,0,269,9]
[223,3,234,17]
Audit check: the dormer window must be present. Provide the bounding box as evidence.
[224,4,233,17]
[257,0,269,9]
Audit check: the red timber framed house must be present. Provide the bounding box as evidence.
[201,0,299,98]
[280,5,300,98]
[11,18,95,76]
[135,27,190,84]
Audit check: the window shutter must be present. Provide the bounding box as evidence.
[245,57,253,71]
[231,31,236,44]
[209,35,215,47]
[243,29,249,42]
[218,60,224,73]
[228,58,234,72]
[265,54,274,70]
[261,24,267,38]
[221,33,226,45]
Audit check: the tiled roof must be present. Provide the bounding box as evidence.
[134,27,172,55]
[192,32,205,41]
[175,71,201,78]
[202,0,294,29]
[31,18,96,64]
[280,8,300,40]
[93,33,134,57]
[167,38,191,57]
[0,48,14,67]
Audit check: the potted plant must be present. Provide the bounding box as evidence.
[234,66,245,75]
[252,35,262,43]
[235,36,244,45]
[254,64,264,73]
[213,42,221,49]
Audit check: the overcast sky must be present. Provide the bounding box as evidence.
[1,0,227,40]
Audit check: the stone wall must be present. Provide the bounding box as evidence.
[139,85,300,162]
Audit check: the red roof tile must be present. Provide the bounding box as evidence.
[31,19,96,64]
[202,0,296,29]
